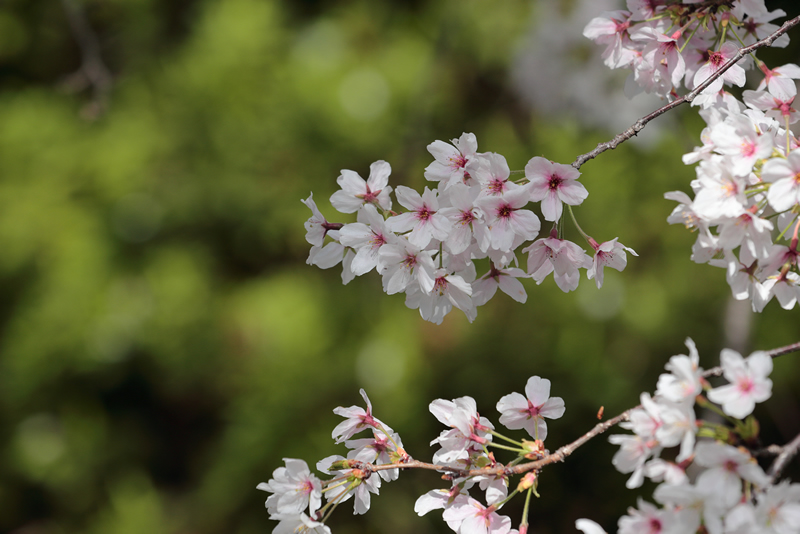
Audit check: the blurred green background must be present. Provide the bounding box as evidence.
[0,0,799,533]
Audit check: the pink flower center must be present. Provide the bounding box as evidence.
[360,186,381,203]
[497,203,513,220]
[402,253,418,269]
[724,459,738,473]
[547,174,564,191]
[525,399,542,419]
[648,517,663,534]
[416,206,433,221]
[743,19,758,36]
[740,140,756,158]
[459,210,476,226]
[301,480,314,495]
[487,178,506,195]
[708,50,724,68]
[722,181,739,197]
[370,232,387,248]
[433,276,449,295]
[737,376,754,393]
[450,154,468,170]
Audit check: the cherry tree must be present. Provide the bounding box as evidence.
[272,2,800,533]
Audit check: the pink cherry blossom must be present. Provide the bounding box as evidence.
[476,185,540,252]
[756,63,800,98]
[332,389,392,444]
[425,132,479,189]
[330,160,393,213]
[405,269,476,325]
[387,186,451,248]
[587,238,638,289]
[525,157,588,222]
[378,236,436,295]
[441,497,512,534]
[472,264,528,306]
[761,150,800,212]
[656,338,703,404]
[257,458,322,516]
[338,204,391,276]
[524,237,592,293]
[496,376,565,441]
[693,42,746,96]
[707,349,773,418]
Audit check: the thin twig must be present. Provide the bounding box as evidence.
[350,340,800,481]
[768,432,800,483]
[571,14,800,170]
[60,0,113,118]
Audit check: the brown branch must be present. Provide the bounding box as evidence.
[571,14,800,170]
[350,340,800,481]
[60,0,113,119]
[768,432,800,483]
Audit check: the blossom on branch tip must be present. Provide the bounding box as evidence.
[332,389,392,444]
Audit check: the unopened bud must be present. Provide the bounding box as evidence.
[522,439,546,459]
[518,471,538,491]
[329,459,356,471]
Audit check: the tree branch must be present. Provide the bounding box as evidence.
[768,432,800,483]
[351,340,800,481]
[571,14,800,170]
[60,0,113,118]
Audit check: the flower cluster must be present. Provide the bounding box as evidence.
[259,377,566,534]
[302,134,635,324]
[259,340,800,534]
[578,339,785,534]
[585,0,800,312]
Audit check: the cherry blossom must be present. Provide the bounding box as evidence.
[425,132,479,189]
[587,238,637,289]
[761,150,800,212]
[330,160,393,213]
[524,236,593,293]
[387,186,450,249]
[257,458,322,516]
[655,338,703,404]
[707,349,773,418]
[525,157,588,222]
[441,497,512,534]
[496,376,565,441]
[332,389,391,444]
